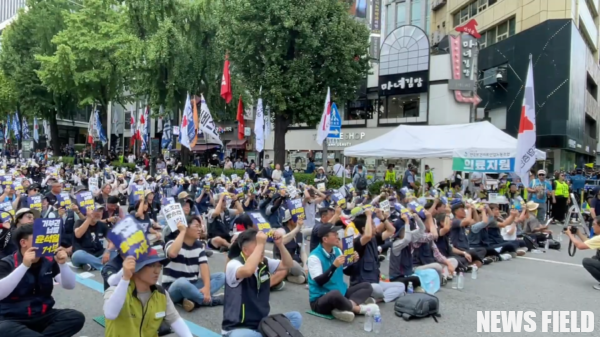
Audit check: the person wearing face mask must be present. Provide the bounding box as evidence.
[0,225,85,336]
[103,249,193,337]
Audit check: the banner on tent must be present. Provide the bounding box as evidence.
[452,149,515,173]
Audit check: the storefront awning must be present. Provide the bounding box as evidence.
[226,139,247,149]
[192,144,220,152]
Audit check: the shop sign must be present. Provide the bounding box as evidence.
[379,71,428,96]
[449,20,481,105]
[216,126,233,133]
[452,149,515,173]
[568,139,576,149]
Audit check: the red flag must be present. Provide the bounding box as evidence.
[220,57,232,103]
[236,95,245,140]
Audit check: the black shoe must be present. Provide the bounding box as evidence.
[205,250,214,258]
[219,246,229,253]
[483,257,494,265]
[378,255,386,262]
[210,293,225,306]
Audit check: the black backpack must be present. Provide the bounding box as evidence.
[355,174,367,190]
[258,314,304,337]
[394,293,441,322]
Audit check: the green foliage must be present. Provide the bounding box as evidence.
[219,0,371,163]
[36,0,134,109]
[0,71,17,116]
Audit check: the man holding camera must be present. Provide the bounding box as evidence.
[565,218,600,290]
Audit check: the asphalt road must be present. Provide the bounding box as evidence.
[55,225,600,337]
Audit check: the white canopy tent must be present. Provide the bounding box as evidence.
[343,121,546,160]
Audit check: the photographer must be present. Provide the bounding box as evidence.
[565,218,600,290]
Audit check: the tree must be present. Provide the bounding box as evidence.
[219,0,370,166]
[0,0,79,154]
[36,0,134,153]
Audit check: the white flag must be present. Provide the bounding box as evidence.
[33,118,39,143]
[43,120,51,141]
[254,96,265,152]
[516,57,536,188]
[178,94,194,150]
[198,94,223,146]
[316,87,331,146]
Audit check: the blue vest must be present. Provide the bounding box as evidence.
[413,241,436,266]
[389,244,413,279]
[349,237,380,285]
[0,252,56,319]
[308,245,347,303]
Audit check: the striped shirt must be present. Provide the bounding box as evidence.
[162,239,208,289]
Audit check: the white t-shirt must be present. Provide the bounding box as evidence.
[501,223,517,241]
[332,163,344,177]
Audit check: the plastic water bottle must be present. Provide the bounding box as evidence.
[364,308,373,332]
[558,231,563,242]
[471,266,478,280]
[386,249,391,261]
[407,281,414,294]
[544,239,550,253]
[457,272,464,290]
[373,313,382,333]
[452,272,458,289]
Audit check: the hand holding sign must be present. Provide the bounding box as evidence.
[342,236,354,267]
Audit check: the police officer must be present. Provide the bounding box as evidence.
[0,224,85,336]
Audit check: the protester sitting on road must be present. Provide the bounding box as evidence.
[488,205,527,255]
[131,199,162,241]
[222,228,302,336]
[273,210,307,284]
[72,204,116,271]
[564,218,600,290]
[163,216,225,312]
[387,212,423,290]
[207,192,243,252]
[448,201,491,268]
[103,250,193,337]
[307,223,377,322]
[346,209,404,303]
[303,185,326,243]
[265,187,287,229]
[520,201,553,245]
[467,205,516,261]
[0,224,85,336]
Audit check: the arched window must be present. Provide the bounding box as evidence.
[379,25,429,76]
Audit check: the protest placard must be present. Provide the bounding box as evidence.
[249,212,273,238]
[331,192,346,207]
[342,235,354,267]
[107,216,150,259]
[380,200,390,214]
[408,201,426,219]
[88,177,99,193]
[0,201,14,216]
[161,203,187,232]
[12,179,23,194]
[76,191,95,215]
[131,185,144,203]
[32,218,62,257]
[0,211,11,224]
[286,185,297,199]
[57,192,72,208]
[27,195,42,212]
[161,197,175,206]
[286,198,305,222]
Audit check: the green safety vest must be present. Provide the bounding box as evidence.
[555,181,569,197]
[425,171,433,184]
[105,280,167,337]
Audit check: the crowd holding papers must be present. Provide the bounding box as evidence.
[32,218,62,257]
[76,191,95,215]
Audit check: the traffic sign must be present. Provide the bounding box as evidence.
[328,103,342,139]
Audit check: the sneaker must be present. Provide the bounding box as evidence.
[210,293,225,306]
[414,286,426,293]
[441,277,448,286]
[500,254,512,261]
[182,299,195,312]
[509,252,517,258]
[331,309,355,322]
[378,255,386,262]
[516,249,527,256]
[81,264,92,272]
[287,275,306,284]
[593,284,600,291]
[205,250,214,258]
[271,281,285,291]
[365,297,376,305]
[483,257,494,265]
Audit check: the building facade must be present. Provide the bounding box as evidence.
[430,0,600,170]
[0,0,25,32]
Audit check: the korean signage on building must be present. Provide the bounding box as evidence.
[452,149,515,173]
[379,71,428,96]
[369,0,381,60]
[449,19,481,105]
[378,25,430,97]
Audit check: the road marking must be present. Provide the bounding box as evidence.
[519,256,583,267]
[74,275,220,337]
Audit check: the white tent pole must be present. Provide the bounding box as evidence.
[343,156,346,185]
[420,160,425,195]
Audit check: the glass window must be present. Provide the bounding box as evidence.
[489,0,498,6]
[386,4,395,36]
[478,0,488,9]
[479,30,487,47]
[397,2,406,27]
[488,28,496,45]
[386,94,420,118]
[470,2,478,17]
[453,12,460,27]
[411,0,421,23]
[508,17,516,36]
[497,21,508,35]
[460,7,469,22]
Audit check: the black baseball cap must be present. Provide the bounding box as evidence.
[317,206,334,217]
[317,223,342,238]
